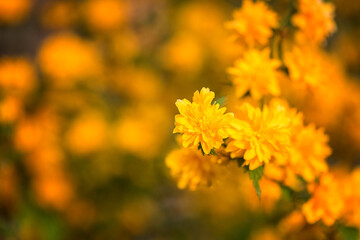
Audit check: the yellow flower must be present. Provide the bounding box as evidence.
[225,0,278,48]
[228,48,281,99]
[160,33,204,74]
[65,112,107,155]
[0,96,22,123]
[173,88,234,155]
[0,57,36,97]
[292,0,336,44]
[37,33,101,85]
[83,0,127,32]
[285,46,327,90]
[14,110,59,153]
[302,174,344,226]
[114,104,170,160]
[289,124,331,182]
[226,102,292,170]
[0,0,32,24]
[263,99,330,184]
[277,210,305,235]
[165,148,219,190]
[33,173,73,210]
[268,98,303,134]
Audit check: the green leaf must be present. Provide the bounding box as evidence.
[198,143,205,155]
[236,158,245,168]
[280,184,292,201]
[210,149,217,155]
[339,226,359,240]
[248,166,264,200]
[213,96,226,107]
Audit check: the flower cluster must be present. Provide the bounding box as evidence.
[166,0,360,237]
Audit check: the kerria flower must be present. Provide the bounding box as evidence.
[289,124,331,182]
[228,48,281,100]
[225,0,278,48]
[292,0,336,44]
[165,148,219,190]
[226,102,292,170]
[173,87,234,155]
[302,174,344,226]
[285,46,328,90]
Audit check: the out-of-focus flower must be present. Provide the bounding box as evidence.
[37,33,101,85]
[0,57,36,97]
[111,67,163,101]
[176,2,225,40]
[83,0,127,32]
[250,227,281,240]
[302,174,344,226]
[264,163,286,183]
[302,72,347,129]
[33,173,73,210]
[114,104,170,159]
[25,145,63,176]
[160,33,204,74]
[277,210,306,235]
[174,88,234,155]
[66,112,107,155]
[41,1,78,29]
[0,0,32,24]
[289,124,331,182]
[292,0,336,44]
[228,48,281,99]
[225,0,278,48]
[240,174,282,212]
[285,46,328,90]
[166,148,219,190]
[226,103,292,170]
[0,96,23,123]
[342,168,360,228]
[14,111,59,153]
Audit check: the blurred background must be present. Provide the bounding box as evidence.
[0,0,360,239]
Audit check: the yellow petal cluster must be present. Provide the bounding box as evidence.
[228,48,281,99]
[165,148,218,190]
[285,46,327,90]
[226,102,292,170]
[302,174,344,226]
[292,0,336,44]
[289,124,331,182]
[173,87,234,155]
[263,100,331,186]
[225,0,278,48]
